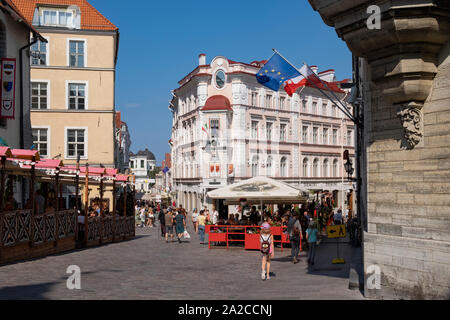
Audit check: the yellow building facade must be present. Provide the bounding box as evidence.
[13,0,120,209]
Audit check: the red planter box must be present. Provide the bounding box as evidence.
[245,233,261,250]
[271,226,282,236]
[209,232,227,242]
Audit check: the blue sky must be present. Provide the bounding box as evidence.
[89,0,352,165]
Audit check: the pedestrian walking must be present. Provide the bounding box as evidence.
[334,208,343,225]
[260,220,274,280]
[192,208,199,233]
[288,211,302,264]
[148,208,155,227]
[159,206,166,237]
[198,210,206,244]
[306,221,318,265]
[175,209,186,243]
[139,207,146,228]
[165,208,174,243]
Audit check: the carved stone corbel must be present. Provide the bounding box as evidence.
[397,102,423,149]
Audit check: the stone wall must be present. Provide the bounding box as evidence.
[308,0,450,299]
[363,40,450,299]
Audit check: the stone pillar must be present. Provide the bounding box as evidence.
[309,0,450,299]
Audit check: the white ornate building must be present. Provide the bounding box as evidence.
[129,148,156,194]
[169,54,355,213]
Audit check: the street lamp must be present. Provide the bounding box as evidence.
[344,158,354,180]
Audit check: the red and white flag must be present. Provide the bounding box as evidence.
[283,64,347,97]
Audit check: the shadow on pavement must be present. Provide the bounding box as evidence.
[0,282,58,300]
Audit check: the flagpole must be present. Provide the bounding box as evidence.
[271,49,357,124]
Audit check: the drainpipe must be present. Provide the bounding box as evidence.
[19,35,38,149]
[18,36,38,209]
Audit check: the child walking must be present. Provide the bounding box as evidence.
[260,221,274,280]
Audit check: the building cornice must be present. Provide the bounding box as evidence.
[31,66,115,72]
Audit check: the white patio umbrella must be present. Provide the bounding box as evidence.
[207,176,308,221]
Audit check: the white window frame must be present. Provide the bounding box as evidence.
[302,126,309,143]
[32,126,51,158]
[30,79,51,110]
[322,127,329,145]
[280,123,287,142]
[66,38,87,68]
[323,159,329,177]
[332,128,338,145]
[210,118,220,138]
[266,121,273,141]
[266,156,273,177]
[64,127,88,160]
[280,157,287,177]
[65,80,88,110]
[251,156,259,177]
[302,158,309,177]
[312,127,318,144]
[213,68,227,90]
[347,129,353,146]
[279,96,286,110]
[251,120,259,139]
[30,36,50,66]
[251,92,258,106]
[266,95,272,108]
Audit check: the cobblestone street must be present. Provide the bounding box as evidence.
[0,222,364,300]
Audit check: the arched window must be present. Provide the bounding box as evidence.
[333,159,339,177]
[302,158,309,177]
[313,158,319,177]
[323,159,329,177]
[266,156,273,177]
[280,157,287,177]
[252,155,259,177]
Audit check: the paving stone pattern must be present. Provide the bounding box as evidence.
[0,221,364,300]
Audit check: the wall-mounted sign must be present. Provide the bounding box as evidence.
[0,58,16,119]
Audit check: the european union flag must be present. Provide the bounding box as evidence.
[256,53,301,92]
[162,166,169,174]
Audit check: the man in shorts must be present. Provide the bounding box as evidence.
[165,208,174,243]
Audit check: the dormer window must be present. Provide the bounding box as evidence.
[43,9,73,27]
[33,6,81,29]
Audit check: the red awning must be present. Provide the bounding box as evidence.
[11,149,40,161]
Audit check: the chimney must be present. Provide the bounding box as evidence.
[199,53,206,66]
[310,66,318,74]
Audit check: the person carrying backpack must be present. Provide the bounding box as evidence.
[260,221,274,281]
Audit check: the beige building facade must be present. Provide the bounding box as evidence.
[13,0,119,208]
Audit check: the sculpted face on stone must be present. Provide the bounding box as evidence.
[397,105,423,149]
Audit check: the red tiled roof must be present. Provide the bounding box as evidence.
[11,0,118,31]
[1,0,45,39]
[201,95,232,112]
